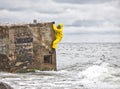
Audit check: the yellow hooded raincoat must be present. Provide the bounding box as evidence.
[52,23,63,49]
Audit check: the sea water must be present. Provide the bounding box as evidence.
[0,43,120,89]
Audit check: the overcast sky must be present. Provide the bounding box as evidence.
[0,0,120,43]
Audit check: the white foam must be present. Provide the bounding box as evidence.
[80,63,111,81]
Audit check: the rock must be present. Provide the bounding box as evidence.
[0,82,13,89]
[15,62,23,66]
[23,66,27,69]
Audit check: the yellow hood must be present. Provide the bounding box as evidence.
[59,23,63,27]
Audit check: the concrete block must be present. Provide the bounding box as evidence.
[0,22,56,72]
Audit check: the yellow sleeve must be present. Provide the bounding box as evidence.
[53,24,60,32]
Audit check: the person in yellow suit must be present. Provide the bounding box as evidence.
[50,22,63,54]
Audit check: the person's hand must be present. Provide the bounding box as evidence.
[52,22,55,24]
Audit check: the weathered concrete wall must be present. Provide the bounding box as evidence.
[0,22,56,72]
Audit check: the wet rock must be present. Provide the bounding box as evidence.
[0,82,13,89]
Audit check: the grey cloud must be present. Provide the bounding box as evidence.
[111,20,120,27]
[54,0,114,4]
[71,20,104,27]
[66,31,120,35]
[70,19,120,27]
[0,0,63,14]
[0,0,120,42]
[115,0,120,7]
[0,17,25,23]
[0,8,25,12]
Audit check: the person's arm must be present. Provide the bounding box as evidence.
[52,22,61,32]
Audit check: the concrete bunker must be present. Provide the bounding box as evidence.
[0,22,56,72]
